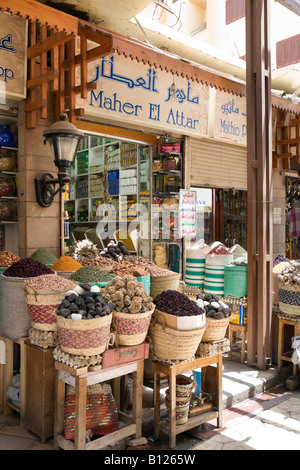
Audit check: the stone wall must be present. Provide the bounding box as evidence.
[17,100,61,258]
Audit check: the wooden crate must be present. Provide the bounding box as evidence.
[25,343,55,442]
[102,341,150,369]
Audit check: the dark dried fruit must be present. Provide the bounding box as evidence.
[154,290,204,317]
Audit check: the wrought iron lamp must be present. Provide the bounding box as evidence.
[35,113,83,207]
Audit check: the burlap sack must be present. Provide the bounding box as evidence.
[0,275,32,340]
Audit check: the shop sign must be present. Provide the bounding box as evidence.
[179,189,197,238]
[0,12,27,102]
[76,53,209,137]
[214,90,247,146]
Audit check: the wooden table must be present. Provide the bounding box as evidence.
[154,353,223,449]
[54,359,144,450]
[228,323,247,364]
[0,336,28,427]
[25,343,55,443]
[278,317,300,376]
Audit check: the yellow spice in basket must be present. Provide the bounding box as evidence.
[51,256,83,272]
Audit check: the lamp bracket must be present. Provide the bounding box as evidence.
[35,172,69,208]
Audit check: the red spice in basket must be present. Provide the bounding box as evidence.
[207,245,230,255]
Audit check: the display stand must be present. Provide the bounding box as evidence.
[278,317,300,375]
[54,359,144,450]
[0,336,28,427]
[228,323,247,364]
[154,353,223,449]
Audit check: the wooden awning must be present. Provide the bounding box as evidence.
[0,0,299,127]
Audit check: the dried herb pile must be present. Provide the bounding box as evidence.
[3,258,53,278]
[30,248,58,265]
[70,266,111,283]
[154,290,204,317]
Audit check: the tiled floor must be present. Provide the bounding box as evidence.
[1,358,299,451]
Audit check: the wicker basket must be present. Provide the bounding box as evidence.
[150,273,180,298]
[165,399,190,425]
[24,286,67,332]
[149,314,206,361]
[56,313,112,356]
[165,389,191,405]
[278,282,300,316]
[201,316,231,343]
[112,307,154,346]
[176,374,195,394]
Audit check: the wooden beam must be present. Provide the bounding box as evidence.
[0,0,79,35]
[40,23,48,119]
[80,25,112,46]
[79,27,88,99]
[27,20,37,129]
[25,99,47,112]
[28,31,74,59]
[27,69,59,89]
[246,0,273,369]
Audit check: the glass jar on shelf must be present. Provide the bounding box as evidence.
[164,153,178,170]
[0,177,15,196]
[0,148,16,171]
[0,200,17,220]
[164,174,180,192]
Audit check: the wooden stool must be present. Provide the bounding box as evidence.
[0,336,28,427]
[228,323,247,364]
[154,353,223,449]
[278,317,300,375]
[54,359,144,450]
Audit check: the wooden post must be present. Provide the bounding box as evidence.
[246,0,273,369]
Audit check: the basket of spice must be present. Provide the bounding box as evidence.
[55,283,114,356]
[100,275,154,346]
[0,258,54,340]
[272,257,290,305]
[30,248,58,267]
[24,274,79,332]
[108,264,151,294]
[50,256,83,278]
[149,291,206,362]
[278,260,300,316]
[69,265,112,288]
[148,266,180,298]
[204,245,233,296]
[196,292,231,343]
[82,256,116,272]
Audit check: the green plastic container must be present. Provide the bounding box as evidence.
[79,281,108,288]
[224,265,247,298]
[108,274,151,294]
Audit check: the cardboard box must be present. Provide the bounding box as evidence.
[154,309,206,331]
[229,303,247,325]
[102,340,150,369]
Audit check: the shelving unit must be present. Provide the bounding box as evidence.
[151,146,183,273]
[64,133,151,256]
[0,117,19,253]
[218,188,247,249]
